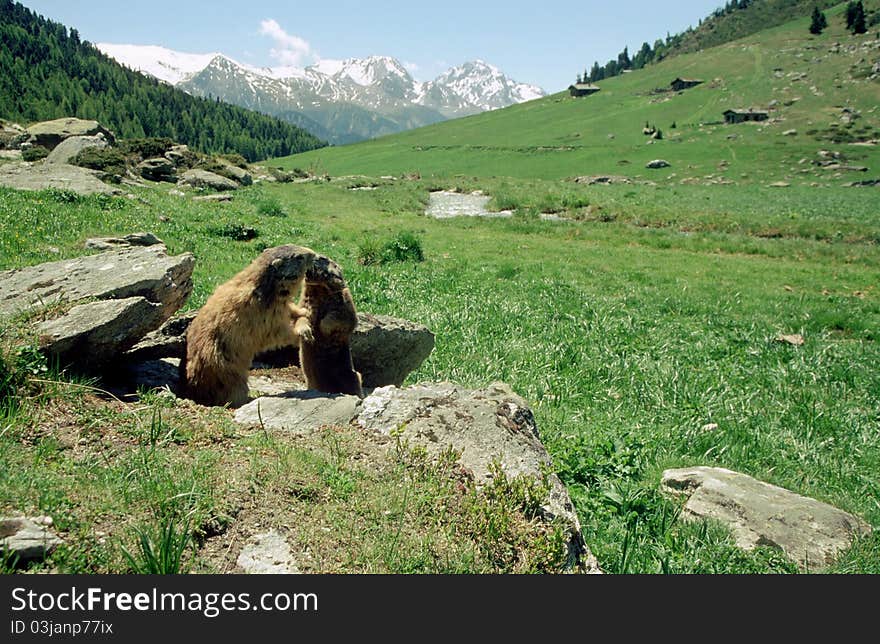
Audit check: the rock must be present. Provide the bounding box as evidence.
[164,145,192,167]
[84,232,164,251]
[178,169,238,192]
[125,311,198,362]
[661,467,872,571]
[848,179,880,187]
[0,244,195,320]
[193,193,233,203]
[769,181,791,188]
[646,159,671,169]
[349,313,435,388]
[44,134,109,164]
[0,150,22,160]
[237,530,299,574]
[782,129,798,136]
[38,297,165,371]
[776,333,805,346]
[0,516,63,566]
[218,162,253,186]
[234,391,361,435]
[0,161,122,196]
[357,382,599,572]
[25,118,114,151]
[573,175,632,185]
[169,189,186,197]
[137,157,177,183]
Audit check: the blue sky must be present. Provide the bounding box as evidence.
[23,1,725,90]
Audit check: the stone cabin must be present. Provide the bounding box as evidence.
[723,109,770,124]
[670,77,703,91]
[568,83,601,98]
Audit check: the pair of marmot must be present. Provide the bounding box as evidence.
[180,245,362,407]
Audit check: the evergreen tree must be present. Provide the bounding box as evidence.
[810,7,828,34]
[850,1,867,34]
[846,1,858,30]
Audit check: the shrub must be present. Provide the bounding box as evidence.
[256,198,285,218]
[72,147,127,175]
[210,223,259,241]
[21,145,49,162]
[119,137,175,159]
[358,231,425,265]
[218,153,248,169]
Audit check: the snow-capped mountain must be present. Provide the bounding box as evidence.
[97,44,546,144]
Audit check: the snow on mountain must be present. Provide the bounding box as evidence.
[96,43,221,85]
[97,44,546,143]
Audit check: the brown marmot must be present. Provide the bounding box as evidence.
[180,244,316,407]
[298,256,364,398]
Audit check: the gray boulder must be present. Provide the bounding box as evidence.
[84,232,164,251]
[218,162,253,186]
[44,134,109,164]
[661,466,873,571]
[193,193,233,203]
[137,157,177,183]
[38,297,165,372]
[350,313,435,387]
[26,118,115,150]
[234,391,361,435]
[0,244,195,320]
[646,159,671,169]
[178,169,238,192]
[1,516,63,566]
[0,161,122,196]
[357,382,599,572]
[237,530,300,574]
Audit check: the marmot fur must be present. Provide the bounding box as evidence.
[180,244,316,407]
[298,256,364,398]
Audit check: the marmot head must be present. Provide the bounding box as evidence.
[255,244,316,304]
[306,255,347,292]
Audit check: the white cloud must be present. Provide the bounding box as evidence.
[403,61,419,73]
[259,19,318,68]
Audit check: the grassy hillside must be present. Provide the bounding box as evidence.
[279,1,880,183]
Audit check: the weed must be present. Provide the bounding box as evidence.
[120,514,192,574]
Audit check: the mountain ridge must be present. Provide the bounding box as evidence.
[97,43,546,144]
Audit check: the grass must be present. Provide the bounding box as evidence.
[0,173,877,573]
[1,2,879,574]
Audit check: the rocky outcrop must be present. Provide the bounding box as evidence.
[125,311,198,362]
[25,118,115,150]
[178,169,238,192]
[661,466,873,571]
[137,157,178,183]
[38,297,166,372]
[350,313,435,387]
[0,161,122,196]
[44,134,109,165]
[236,530,300,574]
[0,244,195,320]
[0,516,63,566]
[217,162,253,186]
[234,382,599,572]
[646,159,671,169]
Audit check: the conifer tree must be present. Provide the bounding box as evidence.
[810,7,828,35]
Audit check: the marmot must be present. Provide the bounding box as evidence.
[180,244,316,407]
[298,256,364,398]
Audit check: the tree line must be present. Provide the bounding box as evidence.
[0,0,327,161]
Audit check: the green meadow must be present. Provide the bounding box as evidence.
[1,0,879,573]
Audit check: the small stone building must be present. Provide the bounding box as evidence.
[723,109,769,124]
[568,83,601,98]
[670,77,703,91]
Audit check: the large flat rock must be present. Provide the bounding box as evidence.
[0,244,195,320]
[179,169,238,192]
[26,117,114,150]
[357,382,599,572]
[0,161,122,196]
[236,530,300,574]
[38,297,165,371]
[234,391,361,434]
[661,466,873,571]
[45,134,109,165]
